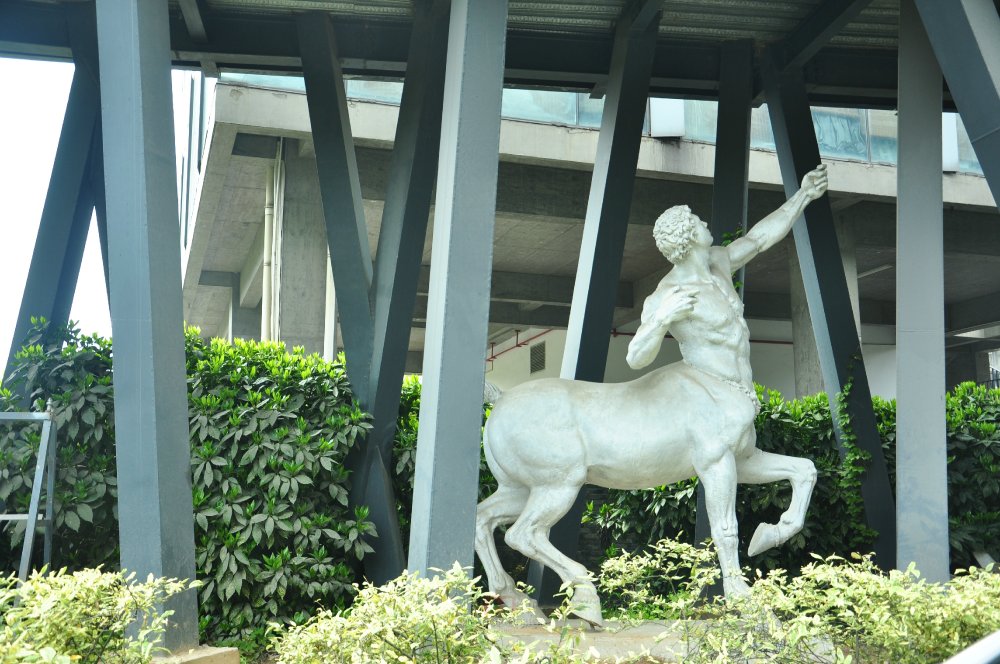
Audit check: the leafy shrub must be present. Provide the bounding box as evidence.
[599,540,1000,663]
[186,334,375,638]
[597,537,719,621]
[270,564,511,663]
[0,323,376,642]
[391,377,497,548]
[700,556,1000,663]
[270,564,610,664]
[0,567,189,663]
[0,323,119,568]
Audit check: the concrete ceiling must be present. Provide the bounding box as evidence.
[181,85,1000,353]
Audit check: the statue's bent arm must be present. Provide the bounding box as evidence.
[726,164,829,271]
[626,284,696,369]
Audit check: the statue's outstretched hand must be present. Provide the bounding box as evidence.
[800,164,829,201]
[656,285,698,325]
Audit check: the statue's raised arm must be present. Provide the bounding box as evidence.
[726,164,829,271]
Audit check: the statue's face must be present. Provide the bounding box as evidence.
[691,214,713,248]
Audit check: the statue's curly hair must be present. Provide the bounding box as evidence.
[653,205,699,263]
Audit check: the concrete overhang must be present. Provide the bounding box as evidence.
[182,82,1000,351]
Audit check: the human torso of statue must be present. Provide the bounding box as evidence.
[662,247,752,387]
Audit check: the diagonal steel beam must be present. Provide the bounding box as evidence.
[297,12,375,392]
[6,54,99,378]
[762,55,896,568]
[774,0,873,72]
[177,0,208,42]
[913,0,1000,202]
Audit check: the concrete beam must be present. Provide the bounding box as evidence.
[238,224,264,308]
[416,266,633,308]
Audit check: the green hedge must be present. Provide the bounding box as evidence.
[0,323,374,641]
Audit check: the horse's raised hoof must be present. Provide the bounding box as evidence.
[748,522,782,557]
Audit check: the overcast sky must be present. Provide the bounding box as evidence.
[0,57,196,364]
[0,58,111,363]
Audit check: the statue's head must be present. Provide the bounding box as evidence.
[653,205,701,263]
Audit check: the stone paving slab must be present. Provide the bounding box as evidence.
[494,619,699,661]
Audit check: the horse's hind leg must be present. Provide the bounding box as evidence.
[504,484,604,627]
[736,449,818,556]
[475,484,542,617]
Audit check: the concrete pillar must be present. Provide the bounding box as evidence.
[95,0,198,649]
[790,247,825,398]
[323,254,338,361]
[275,142,329,355]
[408,0,509,575]
[896,0,949,581]
[790,220,860,398]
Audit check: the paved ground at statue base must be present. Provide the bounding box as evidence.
[495,619,697,661]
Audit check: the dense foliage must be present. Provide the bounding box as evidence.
[598,539,1000,663]
[270,563,599,664]
[0,568,189,664]
[0,323,375,642]
[391,377,496,548]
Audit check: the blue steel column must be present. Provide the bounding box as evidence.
[530,2,660,599]
[407,0,509,575]
[914,0,1000,198]
[361,0,451,581]
[95,0,199,650]
[696,39,754,551]
[896,0,949,582]
[762,59,896,567]
[5,66,98,377]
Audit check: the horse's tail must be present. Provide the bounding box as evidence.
[484,380,503,404]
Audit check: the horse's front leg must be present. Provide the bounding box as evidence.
[736,449,818,556]
[697,451,749,598]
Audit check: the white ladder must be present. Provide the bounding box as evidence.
[0,411,58,581]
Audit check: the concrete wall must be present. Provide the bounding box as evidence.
[486,321,899,400]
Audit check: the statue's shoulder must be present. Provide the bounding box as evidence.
[709,245,733,271]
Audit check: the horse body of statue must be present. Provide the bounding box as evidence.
[475,165,830,626]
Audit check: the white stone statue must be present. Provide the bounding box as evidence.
[475,165,829,626]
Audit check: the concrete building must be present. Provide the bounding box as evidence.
[5,0,1000,649]
[178,75,998,401]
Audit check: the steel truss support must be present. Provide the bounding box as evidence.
[528,0,660,600]
[95,0,199,650]
[695,38,754,555]
[297,1,450,583]
[407,0,509,575]
[895,0,949,582]
[762,59,896,567]
[914,0,1000,200]
[5,38,100,378]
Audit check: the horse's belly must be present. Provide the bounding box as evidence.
[584,437,695,489]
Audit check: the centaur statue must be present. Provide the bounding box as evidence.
[475,165,829,626]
